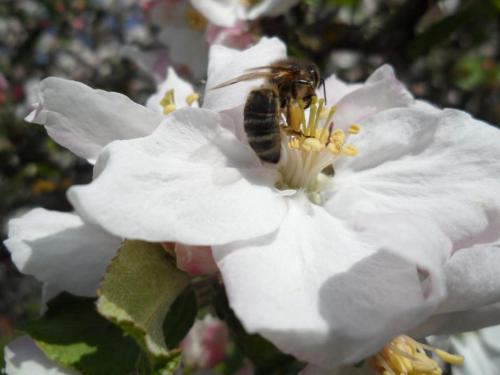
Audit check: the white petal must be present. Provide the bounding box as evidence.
[411,303,500,338]
[26,77,163,160]
[190,0,239,27]
[320,74,362,107]
[437,240,500,314]
[4,336,78,375]
[4,208,121,298]
[68,108,286,245]
[331,108,500,250]
[203,37,287,112]
[146,67,199,113]
[332,65,413,130]
[450,326,500,375]
[213,197,448,368]
[243,0,300,20]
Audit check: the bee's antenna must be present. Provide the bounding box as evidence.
[321,78,327,105]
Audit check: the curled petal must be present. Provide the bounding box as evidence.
[69,108,287,245]
[411,302,500,338]
[332,65,413,130]
[213,198,448,368]
[26,77,163,161]
[4,208,121,298]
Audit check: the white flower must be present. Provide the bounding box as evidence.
[64,38,500,371]
[8,38,500,372]
[4,208,121,303]
[4,336,77,375]
[190,0,301,27]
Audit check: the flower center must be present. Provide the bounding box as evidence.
[277,96,359,203]
[371,335,464,375]
[160,89,199,115]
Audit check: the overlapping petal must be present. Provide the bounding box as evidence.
[330,108,500,247]
[26,77,163,161]
[4,208,121,298]
[213,199,449,368]
[203,37,287,112]
[4,336,78,375]
[68,108,287,245]
[331,65,414,130]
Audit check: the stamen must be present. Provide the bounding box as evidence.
[278,96,360,196]
[160,89,176,115]
[371,335,464,375]
[348,124,360,134]
[185,92,199,107]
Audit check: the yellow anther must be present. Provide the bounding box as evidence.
[348,124,360,134]
[160,89,177,115]
[163,104,176,115]
[372,335,463,375]
[342,144,358,156]
[330,128,345,147]
[185,92,199,107]
[185,7,207,31]
[287,101,303,133]
[327,142,341,155]
[434,350,464,366]
[301,137,324,152]
[288,137,301,150]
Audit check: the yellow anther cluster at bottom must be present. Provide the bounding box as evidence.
[371,335,464,375]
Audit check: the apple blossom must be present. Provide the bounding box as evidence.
[190,0,301,27]
[5,37,500,373]
[64,37,500,372]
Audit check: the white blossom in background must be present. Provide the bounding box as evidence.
[181,315,229,370]
[61,37,500,372]
[5,37,500,373]
[136,0,256,80]
[190,0,301,27]
[4,336,77,375]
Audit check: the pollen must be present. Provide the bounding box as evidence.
[185,92,199,106]
[184,7,207,31]
[278,96,360,197]
[160,89,176,115]
[371,335,464,375]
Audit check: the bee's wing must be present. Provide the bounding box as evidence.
[210,71,271,90]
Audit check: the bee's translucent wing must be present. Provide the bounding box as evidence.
[210,71,271,90]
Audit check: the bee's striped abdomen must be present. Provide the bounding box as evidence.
[243,88,281,164]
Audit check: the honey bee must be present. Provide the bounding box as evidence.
[211,58,324,163]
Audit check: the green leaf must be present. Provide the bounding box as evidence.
[163,286,197,348]
[97,240,190,361]
[22,293,141,375]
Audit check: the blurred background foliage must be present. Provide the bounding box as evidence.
[1,0,499,353]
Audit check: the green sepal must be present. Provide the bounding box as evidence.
[21,293,141,375]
